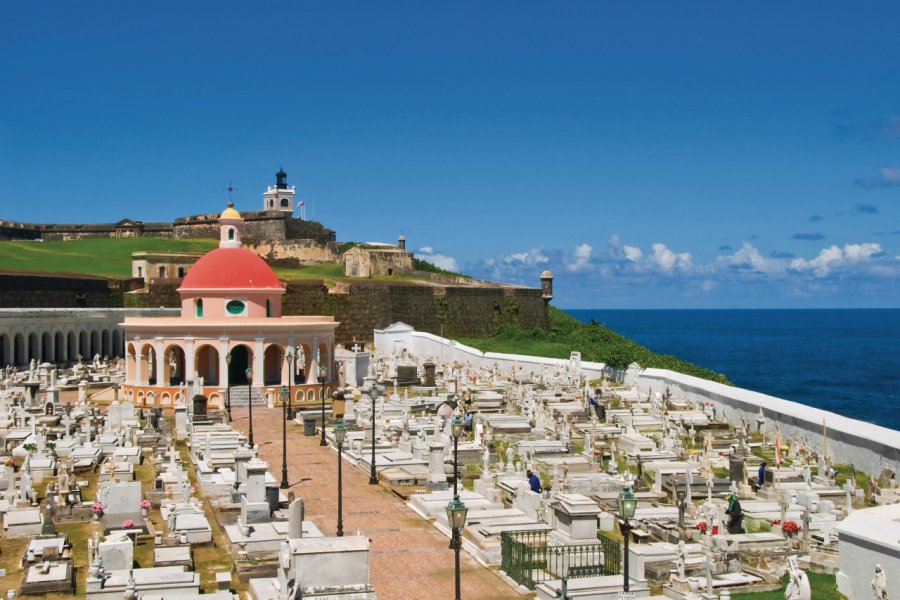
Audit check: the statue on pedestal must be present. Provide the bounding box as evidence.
[784,556,810,600]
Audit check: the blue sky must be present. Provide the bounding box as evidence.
[2,2,900,308]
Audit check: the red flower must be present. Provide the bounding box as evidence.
[711,526,719,535]
[781,521,800,536]
[695,521,708,532]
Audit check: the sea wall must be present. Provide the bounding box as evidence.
[637,369,900,475]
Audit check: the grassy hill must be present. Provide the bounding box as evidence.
[459,306,731,385]
[0,238,217,278]
[0,238,346,280]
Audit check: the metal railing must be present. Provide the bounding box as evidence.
[500,529,621,590]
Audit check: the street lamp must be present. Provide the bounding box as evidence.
[451,414,463,496]
[284,348,295,422]
[368,381,378,485]
[280,386,289,489]
[246,365,254,447]
[225,352,232,422]
[334,419,345,537]
[617,486,637,592]
[318,363,328,447]
[446,494,468,600]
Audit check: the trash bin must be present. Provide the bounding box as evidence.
[304,418,316,436]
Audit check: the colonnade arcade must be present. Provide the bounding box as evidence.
[0,308,150,368]
[123,336,335,408]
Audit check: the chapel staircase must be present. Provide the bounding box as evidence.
[226,386,266,407]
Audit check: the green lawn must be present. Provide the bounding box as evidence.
[0,237,217,278]
[732,571,844,600]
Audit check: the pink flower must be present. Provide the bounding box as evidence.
[140,500,151,510]
[91,502,104,514]
[122,519,134,529]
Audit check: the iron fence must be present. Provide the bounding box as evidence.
[500,529,621,590]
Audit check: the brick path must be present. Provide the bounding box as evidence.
[230,407,521,600]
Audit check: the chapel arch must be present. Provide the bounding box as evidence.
[139,343,157,386]
[263,344,282,385]
[225,344,252,386]
[163,344,186,386]
[194,344,220,386]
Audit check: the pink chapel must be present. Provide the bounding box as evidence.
[121,202,339,409]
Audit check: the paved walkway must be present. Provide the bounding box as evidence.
[230,407,520,600]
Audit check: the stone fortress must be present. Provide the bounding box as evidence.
[0,169,552,364]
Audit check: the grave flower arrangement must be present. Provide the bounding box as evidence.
[91,502,104,520]
[781,521,800,537]
[140,499,151,516]
[122,519,135,529]
[695,521,708,533]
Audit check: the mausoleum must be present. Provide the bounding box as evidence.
[121,203,339,409]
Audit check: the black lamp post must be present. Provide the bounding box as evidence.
[368,381,378,485]
[318,363,328,446]
[280,385,289,489]
[246,365,254,447]
[334,418,345,537]
[617,486,637,592]
[446,494,468,600]
[451,415,463,496]
[284,347,295,421]
[225,352,232,422]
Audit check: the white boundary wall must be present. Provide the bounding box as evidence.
[374,322,608,382]
[638,368,900,475]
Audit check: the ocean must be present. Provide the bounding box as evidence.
[565,309,900,432]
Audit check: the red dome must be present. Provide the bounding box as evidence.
[179,247,283,291]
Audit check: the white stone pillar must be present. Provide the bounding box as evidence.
[184,338,195,384]
[154,338,165,386]
[218,337,229,387]
[253,338,265,386]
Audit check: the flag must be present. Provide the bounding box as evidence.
[774,429,782,467]
[297,200,305,207]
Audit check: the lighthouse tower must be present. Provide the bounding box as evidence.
[263,168,296,215]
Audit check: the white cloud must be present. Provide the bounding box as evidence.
[718,242,786,274]
[415,248,458,272]
[650,243,692,274]
[790,243,881,276]
[565,243,593,272]
[623,245,642,262]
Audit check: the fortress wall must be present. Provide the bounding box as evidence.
[0,273,136,308]
[282,281,548,343]
[637,369,900,475]
[282,280,330,315]
[249,240,342,265]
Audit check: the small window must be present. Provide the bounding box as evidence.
[281,198,289,207]
[177,267,185,277]
[269,199,274,208]
[158,266,165,277]
[226,300,246,315]
[137,266,142,277]
[266,299,271,317]
[195,299,203,317]
[228,228,235,240]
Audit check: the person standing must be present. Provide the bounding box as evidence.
[757,461,767,489]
